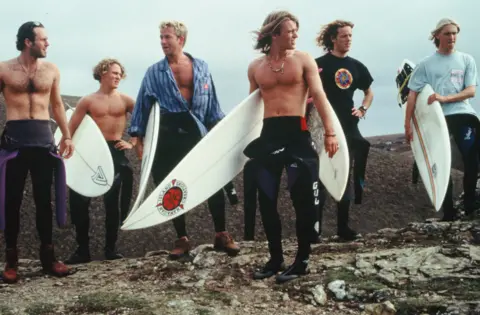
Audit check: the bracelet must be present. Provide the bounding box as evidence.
[324,134,336,137]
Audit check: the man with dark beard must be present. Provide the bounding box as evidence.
[0,21,74,283]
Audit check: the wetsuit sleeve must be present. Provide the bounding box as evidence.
[465,55,479,88]
[356,61,374,91]
[205,74,226,131]
[128,73,153,137]
[407,62,428,93]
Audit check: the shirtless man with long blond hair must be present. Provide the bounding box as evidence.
[245,10,338,284]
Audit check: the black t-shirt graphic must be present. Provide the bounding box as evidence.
[315,53,373,130]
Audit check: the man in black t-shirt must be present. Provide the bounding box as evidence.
[309,19,374,241]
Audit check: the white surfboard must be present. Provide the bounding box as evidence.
[121,89,350,230]
[308,105,350,201]
[54,108,115,197]
[121,90,264,230]
[396,59,451,211]
[127,103,160,218]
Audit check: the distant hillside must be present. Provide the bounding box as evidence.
[0,95,464,261]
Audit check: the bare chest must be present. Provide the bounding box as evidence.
[170,63,194,89]
[89,97,127,118]
[255,61,304,90]
[4,64,53,94]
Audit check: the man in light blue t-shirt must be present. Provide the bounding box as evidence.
[405,18,479,221]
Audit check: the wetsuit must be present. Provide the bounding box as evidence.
[315,52,374,239]
[68,140,133,254]
[0,120,67,248]
[151,112,228,238]
[244,116,320,282]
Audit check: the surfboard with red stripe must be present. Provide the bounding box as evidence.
[396,59,451,211]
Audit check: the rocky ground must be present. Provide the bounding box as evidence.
[0,219,480,315]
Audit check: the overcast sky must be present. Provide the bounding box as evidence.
[1,0,478,136]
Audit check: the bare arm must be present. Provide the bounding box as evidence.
[247,61,259,94]
[126,95,135,114]
[0,62,4,94]
[125,95,140,146]
[303,53,335,135]
[405,90,418,125]
[362,87,374,109]
[50,65,71,140]
[443,86,476,103]
[67,96,89,137]
[404,90,418,142]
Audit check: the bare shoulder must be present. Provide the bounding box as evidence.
[119,92,134,104]
[294,50,315,64]
[0,58,17,72]
[248,56,264,74]
[76,94,94,109]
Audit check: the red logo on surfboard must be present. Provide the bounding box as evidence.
[156,179,188,217]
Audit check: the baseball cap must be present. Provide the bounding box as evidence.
[429,18,460,40]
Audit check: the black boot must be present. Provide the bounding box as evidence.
[105,246,124,260]
[65,246,91,265]
[275,259,309,284]
[253,259,285,280]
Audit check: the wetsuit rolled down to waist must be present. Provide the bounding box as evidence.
[243,116,321,267]
[69,140,133,253]
[0,119,67,246]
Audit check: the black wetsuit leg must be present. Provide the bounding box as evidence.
[256,158,284,264]
[4,151,29,250]
[69,189,91,252]
[103,143,133,252]
[443,114,480,219]
[285,152,320,263]
[30,148,56,246]
[243,159,259,240]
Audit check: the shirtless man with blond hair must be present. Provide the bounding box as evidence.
[61,58,136,264]
[245,10,338,284]
[0,21,74,283]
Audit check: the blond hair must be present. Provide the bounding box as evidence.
[316,20,354,52]
[253,10,299,55]
[159,20,188,47]
[93,58,126,82]
[430,18,460,48]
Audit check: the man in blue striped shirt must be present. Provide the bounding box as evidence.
[128,20,240,259]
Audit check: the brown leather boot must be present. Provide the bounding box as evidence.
[3,248,18,284]
[169,237,191,260]
[39,244,69,277]
[214,231,240,257]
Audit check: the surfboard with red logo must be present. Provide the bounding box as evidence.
[395,59,451,211]
[121,89,350,231]
[121,90,264,230]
